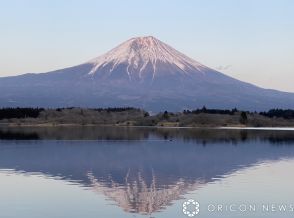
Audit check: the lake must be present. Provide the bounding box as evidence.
[0,126,294,218]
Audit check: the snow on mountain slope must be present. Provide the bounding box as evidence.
[87,36,208,80]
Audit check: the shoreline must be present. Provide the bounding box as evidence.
[1,123,294,131]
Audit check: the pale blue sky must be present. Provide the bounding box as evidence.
[0,0,294,91]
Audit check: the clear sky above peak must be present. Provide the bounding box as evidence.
[0,0,293,92]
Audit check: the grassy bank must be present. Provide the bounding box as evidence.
[0,107,294,127]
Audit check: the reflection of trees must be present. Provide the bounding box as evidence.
[0,126,294,144]
[0,126,147,140]
[0,130,39,140]
[152,128,294,144]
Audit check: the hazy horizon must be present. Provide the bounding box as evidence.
[1,0,293,92]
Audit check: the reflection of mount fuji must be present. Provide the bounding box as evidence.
[0,128,294,214]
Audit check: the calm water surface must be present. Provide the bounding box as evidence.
[0,127,294,218]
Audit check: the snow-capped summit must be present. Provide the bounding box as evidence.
[0,36,294,111]
[87,36,207,80]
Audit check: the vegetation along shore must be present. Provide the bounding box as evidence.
[0,107,294,127]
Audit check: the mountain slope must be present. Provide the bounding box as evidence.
[0,36,294,111]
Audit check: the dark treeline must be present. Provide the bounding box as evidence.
[0,107,139,120]
[0,108,44,120]
[260,109,294,119]
[183,107,239,115]
[183,107,294,119]
[93,107,139,112]
[0,107,294,120]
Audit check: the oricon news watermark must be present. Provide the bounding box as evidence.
[182,200,294,217]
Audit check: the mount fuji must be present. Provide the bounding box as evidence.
[1,36,294,111]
